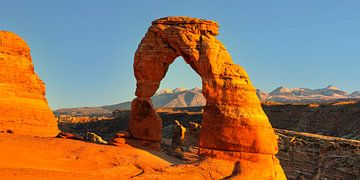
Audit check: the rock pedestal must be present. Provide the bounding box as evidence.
[171,120,186,148]
[0,31,59,137]
[129,17,286,179]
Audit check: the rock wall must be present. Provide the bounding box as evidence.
[0,31,58,137]
[276,129,360,179]
[264,102,360,140]
[129,16,285,179]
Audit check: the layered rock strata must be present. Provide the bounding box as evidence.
[264,102,360,140]
[276,129,360,179]
[0,31,58,137]
[129,16,285,179]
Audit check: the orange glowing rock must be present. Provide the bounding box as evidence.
[129,16,286,179]
[0,31,59,137]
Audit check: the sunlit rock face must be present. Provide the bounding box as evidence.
[0,31,59,137]
[130,16,285,179]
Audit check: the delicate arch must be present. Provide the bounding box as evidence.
[128,16,285,179]
[129,16,278,154]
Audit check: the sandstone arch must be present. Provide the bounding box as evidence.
[129,17,285,179]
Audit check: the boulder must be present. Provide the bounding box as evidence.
[184,122,201,147]
[84,132,107,144]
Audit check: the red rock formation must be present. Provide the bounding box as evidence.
[129,16,285,179]
[0,31,59,137]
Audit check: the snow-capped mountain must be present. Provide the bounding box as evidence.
[54,86,360,116]
[269,86,293,96]
[263,85,352,103]
[152,87,205,108]
[350,91,360,98]
[55,87,206,116]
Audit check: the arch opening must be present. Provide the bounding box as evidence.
[154,56,204,148]
[158,57,202,94]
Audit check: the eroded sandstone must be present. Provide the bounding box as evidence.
[129,16,285,179]
[0,31,58,137]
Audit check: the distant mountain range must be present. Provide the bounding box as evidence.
[54,87,205,116]
[260,85,360,103]
[54,85,360,116]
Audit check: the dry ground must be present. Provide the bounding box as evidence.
[0,133,238,179]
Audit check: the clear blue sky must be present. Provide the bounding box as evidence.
[1,0,359,109]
